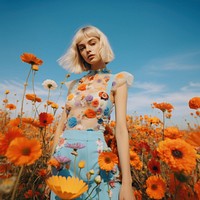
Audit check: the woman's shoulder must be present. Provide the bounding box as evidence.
[111,71,134,91]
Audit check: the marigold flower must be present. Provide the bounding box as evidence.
[20,52,43,65]
[146,175,166,199]
[157,138,197,173]
[47,158,61,169]
[189,97,200,110]
[84,108,96,118]
[0,127,23,155]
[42,79,58,90]
[6,137,42,166]
[164,126,183,139]
[46,176,88,199]
[129,150,143,170]
[5,103,16,110]
[194,181,200,199]
[98,151,118,171]
[152,102,174,113]
[39,112,54,127]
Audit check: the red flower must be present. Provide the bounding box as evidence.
[39,112,54,127]
[99,92,109,100]
[147,158,161,174]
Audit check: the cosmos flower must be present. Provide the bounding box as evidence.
[42,79,58,90]
[98,151,118,171]
[46,176,88,199]
[65,142,85,150]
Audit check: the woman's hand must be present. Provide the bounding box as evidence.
[119,183,136,200]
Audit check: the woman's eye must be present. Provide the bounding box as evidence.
[79,46,85,51]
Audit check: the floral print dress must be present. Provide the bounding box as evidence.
[51,68,133,200]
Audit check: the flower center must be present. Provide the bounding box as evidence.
[151,184,158,190]
[172,149,183,158]
[153,166,158,171]
[22,148,31,155]
[105,157,111,164]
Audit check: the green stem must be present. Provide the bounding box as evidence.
[74,155,77,177]
[162,111,165,140]
[84,185,99,200]
[11,166,24,200]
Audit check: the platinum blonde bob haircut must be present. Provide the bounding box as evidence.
[58,26,114,74]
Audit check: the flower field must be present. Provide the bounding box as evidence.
[0,53,200,200]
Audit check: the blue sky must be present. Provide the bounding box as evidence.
[0,0,200,128]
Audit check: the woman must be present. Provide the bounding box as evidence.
[50,25,135,200]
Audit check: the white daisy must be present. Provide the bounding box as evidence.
[42,79,58,90]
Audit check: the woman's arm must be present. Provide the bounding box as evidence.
[50,109,66,156]
[114,83,135,200]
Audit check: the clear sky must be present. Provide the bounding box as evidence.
[0,0,200,128]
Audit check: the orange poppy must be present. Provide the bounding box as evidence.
[46,176,88,199]
[98,151,118,171]
[189,97,200,110]
[25,94,42,102]
[0,127,23,155]
[39,112,54,127]
[84,109,96,118]
[6,137,42,166]
[6,104,16,110]
[20,53,43,65]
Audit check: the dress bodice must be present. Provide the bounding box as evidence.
[64,68,133,131]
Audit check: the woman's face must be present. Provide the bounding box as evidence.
[77,36,102,65]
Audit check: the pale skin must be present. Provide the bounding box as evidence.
[49,36,136,200]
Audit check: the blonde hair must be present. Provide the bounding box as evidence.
[58,26,114,74]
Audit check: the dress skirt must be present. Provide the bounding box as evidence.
[50,130,120,200]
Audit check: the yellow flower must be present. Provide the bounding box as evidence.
[146,175,166,199]
[4,90,10,94]
[78,160,85,169]
[46,176,88,199]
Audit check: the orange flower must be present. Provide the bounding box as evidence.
[129,150,143,170]
[3,99,8,103]
[152,102,174,113]
[189,97,200,110]
[25,94,42,102]
[157,139,197,173]
[37,169,47,177]
[4,90,10,94]
[47,158,61,169]
[116,73,125,79]
[98,151,118,171]
[6,104,16,110]
[164,126,183,139]
[39,112,54,126]
[146,175,166,199]
[0,127,23,155]
[99,91,109,100]
[46,176,88,199]
[67,94,74,101]
[194,181,200,199]
[20,53,43,65]
[78,83,87,91]
[84,109,96,118]
[91,99,99,107]
[6,137,42,166]
[51,103,59,109]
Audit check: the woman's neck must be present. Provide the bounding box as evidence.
[90,61,106,70]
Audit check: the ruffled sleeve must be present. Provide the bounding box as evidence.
[65,80,77,90]
[111,71,134,91]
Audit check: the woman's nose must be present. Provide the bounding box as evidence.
[86,45,91,52]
